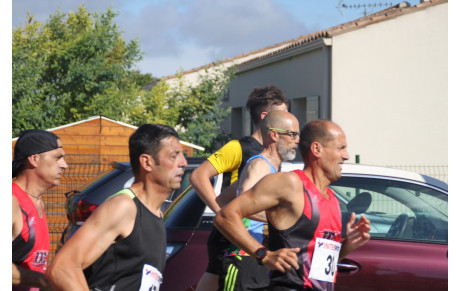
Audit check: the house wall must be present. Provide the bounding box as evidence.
[330,2,447,166]
[225,40,330,140]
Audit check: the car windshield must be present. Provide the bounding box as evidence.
[331,176,447,243]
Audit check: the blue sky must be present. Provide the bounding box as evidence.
[11,0,434,77]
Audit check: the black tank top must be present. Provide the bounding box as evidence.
[84,189,166,291]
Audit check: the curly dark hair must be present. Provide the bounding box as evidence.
[245,84,289,126]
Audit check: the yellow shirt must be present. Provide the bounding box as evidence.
[207,139,242,185]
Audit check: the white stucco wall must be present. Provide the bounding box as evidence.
[331,3,447,166]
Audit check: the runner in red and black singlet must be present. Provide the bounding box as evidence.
[215,120,371,291]
[268,170,342,290]
[12,183,50,276]
[12,129,67,291]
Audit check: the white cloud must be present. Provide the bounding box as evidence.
[15,0,416,76]
[118,0,309,75]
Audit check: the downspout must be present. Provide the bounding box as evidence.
[322,38,332,120]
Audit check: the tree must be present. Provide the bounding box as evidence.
[127,63,235,155]
[171,65,236,154]
[12,5,142,137]
[13,5,234,154]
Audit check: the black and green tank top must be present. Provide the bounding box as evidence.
[84,189,166,291]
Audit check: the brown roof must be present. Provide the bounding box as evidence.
[158,0,446,81]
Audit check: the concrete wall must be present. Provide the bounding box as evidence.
[330,3,447,166]
[225,39,331,138]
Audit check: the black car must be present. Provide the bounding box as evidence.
[60,157,213,243]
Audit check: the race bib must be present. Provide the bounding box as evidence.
[139,264,163,291]
[308,238,342,283]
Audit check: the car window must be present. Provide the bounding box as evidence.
[163,177,215,229]
[330,176,447,244]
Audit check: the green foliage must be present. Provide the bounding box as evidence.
[129,64,236,155]
[13,6,234,155]
[126,79,177,126]
[12,6,142,137]
[173,65,236,154]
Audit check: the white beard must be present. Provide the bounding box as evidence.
[277,138,296,161]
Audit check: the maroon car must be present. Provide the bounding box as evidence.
[161,163,448,291]
[61,162,447,290]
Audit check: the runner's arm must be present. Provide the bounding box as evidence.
[214,173,300,272]
[190,160,222,214]
[46,194,137,291]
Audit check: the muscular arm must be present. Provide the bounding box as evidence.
[216,159,272,221]
[214,172,301,273]
[189,161,221,214]
[190,140,242,214]
[235,159,274,222]
[12,196,52,290]
[46,194,137,291]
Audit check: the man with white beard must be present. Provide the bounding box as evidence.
[216,110,299,291]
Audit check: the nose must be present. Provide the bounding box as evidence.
[179,153,188,168]
[61,158,69,169]
[342,149,350,161]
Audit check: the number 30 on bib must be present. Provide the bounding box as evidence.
[308,238,342,283]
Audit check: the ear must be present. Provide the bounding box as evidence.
[310,142,322,158]
[139,154,154,173]
[269,129,278,142]
[27,154,40,168]
[260,111,268,121]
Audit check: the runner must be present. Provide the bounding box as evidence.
[215,120,371,290]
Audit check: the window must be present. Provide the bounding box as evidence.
[330,176,448,243]
[291,96,320,125]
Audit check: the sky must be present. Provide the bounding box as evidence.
[12,0,425,78]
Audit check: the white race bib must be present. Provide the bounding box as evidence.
[308,238,342,283]
[139,264,163,291]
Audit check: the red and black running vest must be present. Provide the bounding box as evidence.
[268,170,342,290]
[12,183,50,276]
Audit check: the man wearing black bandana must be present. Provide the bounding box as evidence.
[12,129,68,291]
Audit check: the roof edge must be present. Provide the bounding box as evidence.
[154,0,446,80]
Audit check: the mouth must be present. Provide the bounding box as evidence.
[175,171,184,180]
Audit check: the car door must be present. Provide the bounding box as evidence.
[331,175,448,291]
